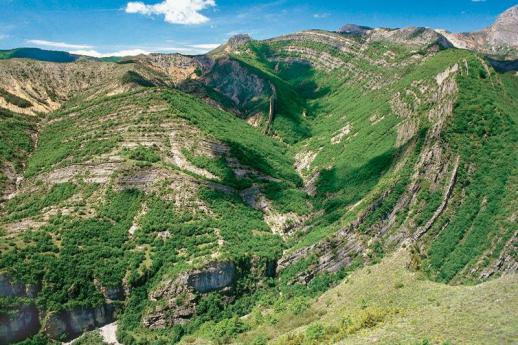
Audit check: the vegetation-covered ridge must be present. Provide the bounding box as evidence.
[0,23,516,345]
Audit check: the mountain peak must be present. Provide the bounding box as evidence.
[486,4,518,46]
[338,24,372,35]
[227,34,252,47]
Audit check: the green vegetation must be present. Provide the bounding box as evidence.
[0,108,35,194]
[3,182,77,221]
[425,57,518,283]
[0,48,78,63]
[1,29,516,345]
[124,145,161,164]
[181,148,248,188]
[233,250,518,345]
[73,331,108,345]
[0,189,142,311]
[162,89,301,185]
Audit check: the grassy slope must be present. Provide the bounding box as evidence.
[234,250,518,345]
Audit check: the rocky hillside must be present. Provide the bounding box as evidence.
[0,6,517,345]
[437,5,518,59]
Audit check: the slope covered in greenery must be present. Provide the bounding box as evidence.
[0,26,516,345]
[230,249,518,345]
[0,48,80,63]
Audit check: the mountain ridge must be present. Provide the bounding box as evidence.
[0,5,517,345]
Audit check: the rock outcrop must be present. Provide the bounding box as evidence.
[367,27,453,50]
[437,5,518,59]
[209,34,252,56]
[143,262,237,329]
[338,24,372,36]
[278,227,364,284]
[205,57,272,115]
[0,275,39,298]
[0,305,40,344]
[44,304,115,341]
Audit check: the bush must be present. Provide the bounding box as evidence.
[305,323,325,342]
[209,316,250,344]
[124,145,160,163]
[252,335,268,345]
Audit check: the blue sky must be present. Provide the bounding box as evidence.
[0,0,516,56]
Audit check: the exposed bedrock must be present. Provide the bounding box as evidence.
[143,259,275,329]
[0,305,40,345]
[0,275,40,298]
[205,57,271,112]
[187,262,237,294]
[43,304,115,341]
[144,262,237,329]
[278,227,365,285]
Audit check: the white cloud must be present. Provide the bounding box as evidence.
[313,13,329,19]
[125,0,216,25]
[26,39,93,50]
[0,34,8,40]
[471,0,486,2]
[188,43,220,49]
[69,49,151,58]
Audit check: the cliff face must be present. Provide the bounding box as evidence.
[143,262,237,329]
[0,305,40,344]
[437,5,518,59]
[187,262,236,294]
[44,304,115,341]
[486,5,518,48]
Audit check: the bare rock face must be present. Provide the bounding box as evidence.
[143,262,236,329]
[227,34,252,50]
[205,57,271,112]
[277,227,364,284]
[368,27,453,50]
[486,5,518,48]
[211,34,252,56]
[0,275,40,298]
[0,305,40,344]
[187,262,237,294]
[0,275,26,297]
[44,304,115,341]
[437,5,518,58]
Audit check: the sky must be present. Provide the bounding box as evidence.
[0,0,517,56]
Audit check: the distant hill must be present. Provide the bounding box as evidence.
[0,47,80,62]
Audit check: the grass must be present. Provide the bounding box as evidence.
[233,249,518,345]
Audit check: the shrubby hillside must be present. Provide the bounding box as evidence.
[0,8,517,345]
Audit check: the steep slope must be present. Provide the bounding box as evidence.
[0,11,517,345]
[437,5,518,59]
[231,248,518,345]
